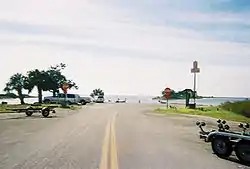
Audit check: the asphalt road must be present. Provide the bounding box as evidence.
[0,103,249,169]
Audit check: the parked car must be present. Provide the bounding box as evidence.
[43,93,90,105]
[115,98,127,103]
[81,96,92,103]
[95,96,105,103]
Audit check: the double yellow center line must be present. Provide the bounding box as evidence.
[99,113,119,169]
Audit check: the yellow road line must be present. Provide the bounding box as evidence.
[99,120,111,169]
[99,113,119,169]
[110,113,119,169]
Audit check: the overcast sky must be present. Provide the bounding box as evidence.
[0,0,250,97]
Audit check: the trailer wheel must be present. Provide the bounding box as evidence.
[235,141,250,164]
[42,109,50,118]
[25,111,33,116]
[211,136,233,158]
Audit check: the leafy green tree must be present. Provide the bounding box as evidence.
[4,73,27,104]
[161,90,165,96]
[25,63,79,103]
[180,89,195,98]
[91,88,104,97]
[46,63,78,96]
[25,69,50,103]
[180,89,195,106]
[90,93,95,98]
[66,80,78,90]
[46,63,67,96]
[4,63,78,104]
[47,63,66,96]
[161,88,197,101]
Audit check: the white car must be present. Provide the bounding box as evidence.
[95,96,105,103]
[43,93,90,105]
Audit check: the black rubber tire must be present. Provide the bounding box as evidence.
[25,111,33,116]
[81,100,86,105]
[42,109,50,118]
[211,136,233,158]
[235,141,250,164]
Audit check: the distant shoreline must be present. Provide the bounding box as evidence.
[152,96,213,100]
[152,96,249,100]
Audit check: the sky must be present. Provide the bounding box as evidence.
[0,0,250,97]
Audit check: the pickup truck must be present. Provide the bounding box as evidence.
[43,93,91,105]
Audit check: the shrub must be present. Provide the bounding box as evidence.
[220,101,250,117]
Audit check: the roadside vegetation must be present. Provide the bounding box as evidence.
[156,100,250,123]
[152,88,212,100]
[2,63,78,104]
[0,103,81,113]
[90,88,104,98]
[220,100,250,118]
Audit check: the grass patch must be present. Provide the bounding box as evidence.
[155,106,250,123]
[59,104,81,110]
[220,100,250,117]
[0,103,78,113]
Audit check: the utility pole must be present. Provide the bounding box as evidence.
[191,61,200,108]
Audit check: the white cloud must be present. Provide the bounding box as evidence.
[0,0,249,97]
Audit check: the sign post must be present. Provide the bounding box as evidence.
[191,61,200,107]
[164,87,171,108]
[62,84,69,105]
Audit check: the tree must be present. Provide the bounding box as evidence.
[25,63,79,103]
[160,88,197,101]
[4,73,27,104]
[180,89,195,107]
[90,93,95,98]
[4,63,78,104]
[25,69,50,103]
[91,88,104,98]
[46,63,78,96]
[180,89,195,97]
[46,63,67,96]
[66,80,78,90]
